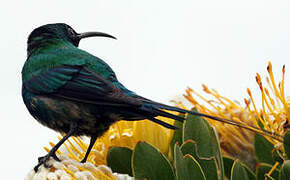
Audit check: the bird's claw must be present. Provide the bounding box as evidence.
[34,156,50,172]
[34,153,60,172]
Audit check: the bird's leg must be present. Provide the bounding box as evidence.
[34,123,77,172]
[80,136,97,163]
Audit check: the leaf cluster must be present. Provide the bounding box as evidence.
[107,111,290,180]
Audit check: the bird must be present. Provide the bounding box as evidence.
[22,23,262,172]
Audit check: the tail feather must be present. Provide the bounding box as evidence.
[142,102,283,142]
[148,117,179,130]
[141,104,184,122]
[152,108,184,122]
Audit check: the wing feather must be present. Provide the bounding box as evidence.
[24,65,141,107]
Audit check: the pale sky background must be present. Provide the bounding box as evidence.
[1,0,289,179]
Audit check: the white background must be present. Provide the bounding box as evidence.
[0,0,289,179]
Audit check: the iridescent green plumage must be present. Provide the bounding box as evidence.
[22,23,248,171]
[22,23,185,171]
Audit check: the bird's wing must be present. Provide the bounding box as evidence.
[24,63,187,129]
[23,65,142,107]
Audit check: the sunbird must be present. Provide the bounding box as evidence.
[22,23,263,171]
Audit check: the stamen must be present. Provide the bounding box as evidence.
[265,161,279,180]
[63,168,78,180]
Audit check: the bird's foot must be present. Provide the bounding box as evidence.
[34,153,60,172]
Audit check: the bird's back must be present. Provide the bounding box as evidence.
[22,40,142,136]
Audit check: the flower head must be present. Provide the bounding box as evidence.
[27,117,175,179]
[183,62,288,168]
[245,62,289,148]
[184,85,257,168]
[25,156,124,180]
[67,117,175,166]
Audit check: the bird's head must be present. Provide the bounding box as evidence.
[27,23,116,56]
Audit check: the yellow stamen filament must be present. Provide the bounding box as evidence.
[247,88,266,127]
[44,147,50,153]
[66,138,84,160]
[63,142,81,161]
[186,88,224,116]
[266,77,282,110]
[48,142,62,155]
[265,161,279,180]
[76,165,115,180]
[268,62,288,118]
[267,62,282,101]
[206,87,240,116]
[74,137,88,152]
[264,88,275,112]
[63,168,78,180]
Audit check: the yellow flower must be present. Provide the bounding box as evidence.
[25,156,123,180]
[184,85,257,168]
[246,62,289,149]
[28,117,175,179]
[183,61,288,168]
[70,117,175,166]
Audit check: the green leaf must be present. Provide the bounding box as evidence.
[180,140,218,180]
[256,163,279,180]
[183,113,217,158]
[283,130,290,159]
[212,127,225,180]
[254,133,275,164]
[182,112,225,179]
[170,116,184,159]
[175,143,205,180]
[280,160,290,180]
[223,156,235,179]
[243,164,256,180]
[106,146,133,176]
[274,149,284,162]
[231,160,249,180]
[132,141,175,180]
[224,157,255,180]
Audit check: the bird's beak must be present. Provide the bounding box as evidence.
[77,32,117,40]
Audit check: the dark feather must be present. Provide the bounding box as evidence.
[24,65,142,108]
[147,117,179,129]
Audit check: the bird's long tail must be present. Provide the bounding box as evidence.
[141,102,283,142]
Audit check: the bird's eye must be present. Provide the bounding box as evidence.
[67,28,75,36]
